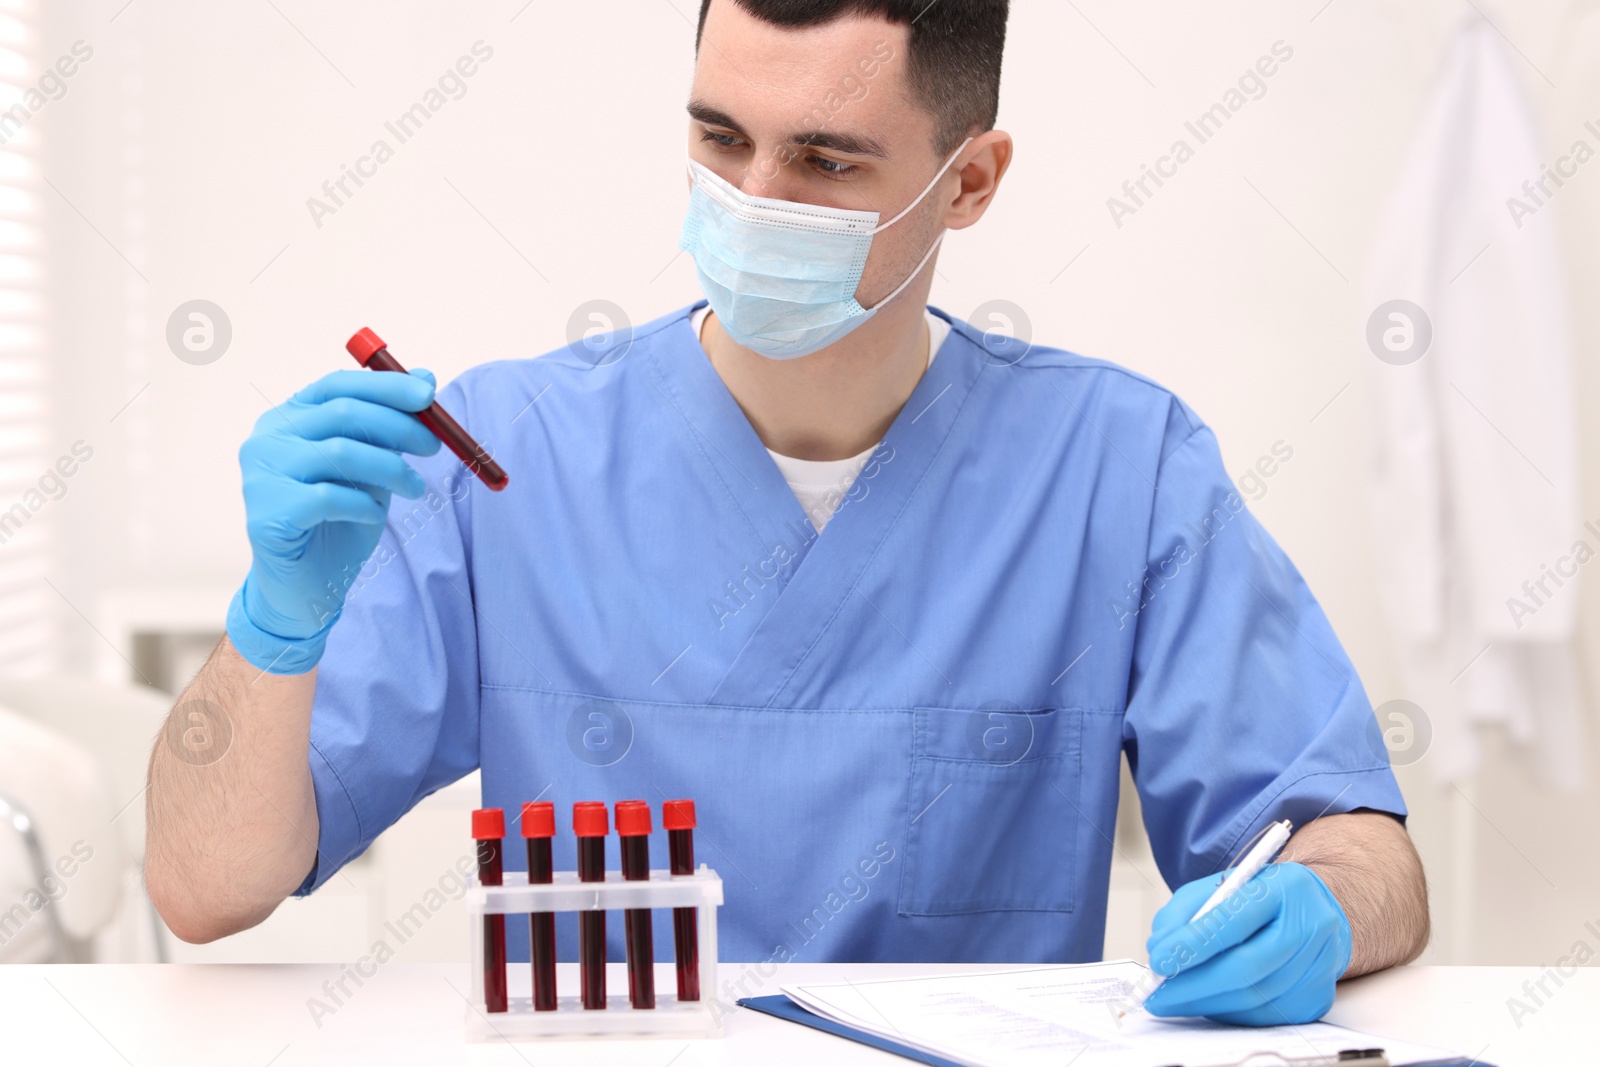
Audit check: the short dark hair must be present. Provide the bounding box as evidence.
[695,0,1008,155]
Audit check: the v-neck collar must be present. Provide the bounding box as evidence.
[645,302,811,564]
[644,302,987,708]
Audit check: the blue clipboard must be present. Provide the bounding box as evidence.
[737,993,1497,1067]
[739,994,967,1067]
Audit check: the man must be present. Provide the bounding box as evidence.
[147,0,1428,1026]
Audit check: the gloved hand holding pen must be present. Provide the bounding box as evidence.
[1142,859,1353,1027]
[226,368,441,675]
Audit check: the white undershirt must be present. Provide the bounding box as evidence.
[691,306,950,532]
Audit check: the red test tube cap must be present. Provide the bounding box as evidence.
[663,799,697,831]
[615,800,652,837]
[521,801,555,839]
[573,801,609,838]
[471,808,505,840]
[346,327,388,366]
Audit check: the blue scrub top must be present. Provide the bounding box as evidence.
[297,303,1404,967]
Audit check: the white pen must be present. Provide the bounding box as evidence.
[1126,818,1296,1015]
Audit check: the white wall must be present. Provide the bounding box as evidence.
[33,0,1600,967]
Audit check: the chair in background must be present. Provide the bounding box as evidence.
[0,709,127,963]
[0,676,172,962]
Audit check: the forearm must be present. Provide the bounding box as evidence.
[145,636,320,943]
[1279,810,1429,977]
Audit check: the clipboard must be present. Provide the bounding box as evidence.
[740,994,970,1067]
[737,994,1498,1067]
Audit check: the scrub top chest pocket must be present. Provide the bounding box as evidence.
[898,706,1083,917]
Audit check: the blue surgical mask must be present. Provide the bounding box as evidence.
[679,140,971,360]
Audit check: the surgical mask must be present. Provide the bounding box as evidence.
[679,139,971,360]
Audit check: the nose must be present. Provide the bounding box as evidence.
[737,146,800,199]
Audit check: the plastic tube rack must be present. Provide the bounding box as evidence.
[465,865,724,1040]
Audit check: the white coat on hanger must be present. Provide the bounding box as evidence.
[1363,16,1587,788]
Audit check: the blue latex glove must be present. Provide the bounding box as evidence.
[1143,861,1352,1027]
[226,368,441,674]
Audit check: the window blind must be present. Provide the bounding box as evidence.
[0,0,55,673]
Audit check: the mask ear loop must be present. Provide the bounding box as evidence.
[868,136,975,235]
[864,232,945,313]
[863,137,974,312]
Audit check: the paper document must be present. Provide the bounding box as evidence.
[781,961,1460,1067]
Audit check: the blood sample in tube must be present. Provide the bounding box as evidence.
[615,801,656,1010]
[573,801,609,1010]
[345,327,509,491]
[521,800,557,1012]
[471,808,508,1013]
[663,798,700,1002]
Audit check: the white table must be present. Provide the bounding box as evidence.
[1,962,1589,1065]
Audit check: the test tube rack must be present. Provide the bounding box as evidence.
[465,865,724,1040]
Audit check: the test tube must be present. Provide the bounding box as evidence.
[663,798,699,1001]
[615,801,656,1010]
[471,808,508,1013]
[521,800,557,1012]
[573,801,609,1010]
[345,327,509,491]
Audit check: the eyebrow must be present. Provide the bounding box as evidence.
[687,99,890,160]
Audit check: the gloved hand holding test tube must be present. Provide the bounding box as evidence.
[226,327,509,675]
